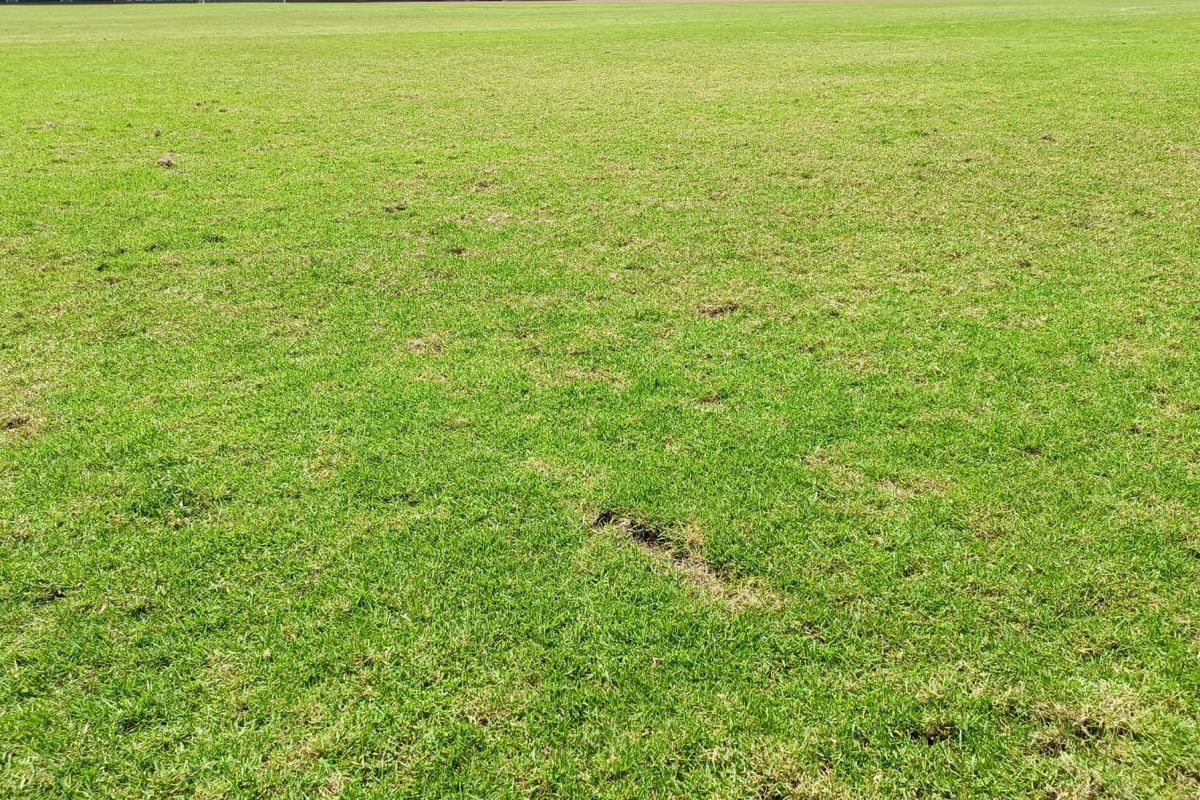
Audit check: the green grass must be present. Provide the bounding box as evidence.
[2,0,1199,796]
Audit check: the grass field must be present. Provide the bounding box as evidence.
[2,0,1200,796]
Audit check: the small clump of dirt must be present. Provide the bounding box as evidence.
[698,302,742,318]
[384,203,407,214]
[1040,133,1057,142]
[156,154,175,169]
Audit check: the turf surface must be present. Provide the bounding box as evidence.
[2,1,1199,796]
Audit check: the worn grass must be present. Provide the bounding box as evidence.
[2,1,1199,797]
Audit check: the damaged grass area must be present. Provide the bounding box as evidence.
[591,510,778,610]
[1,412,40,438]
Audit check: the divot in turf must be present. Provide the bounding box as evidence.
[591,510,778,609]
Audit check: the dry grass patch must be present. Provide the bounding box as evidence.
[591,510,779,610]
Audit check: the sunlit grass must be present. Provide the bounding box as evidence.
[2,1,1199,796]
